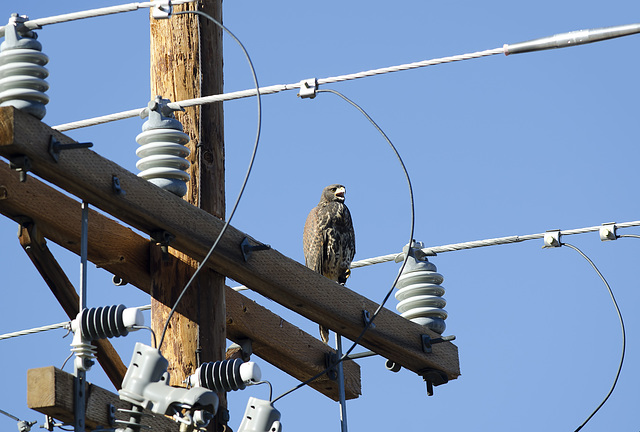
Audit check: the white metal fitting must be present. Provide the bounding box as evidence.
[298,78,318,99]
[600,222,617,241]
[152,0,173,19]
[543,229,562,248]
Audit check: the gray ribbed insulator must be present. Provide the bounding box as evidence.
[0,14,49,120]
[136,96,190,197]
[395,241,447,334]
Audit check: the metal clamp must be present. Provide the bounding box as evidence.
[240,237,271,262]
[324,352,339,381]
[543,229,562,248]
[362,309,376,329]
[152,0,173,19]
[9,154,31,182]
[112,175,126,196]
[419,368,448,396]
[298,78,318,99]
[152,230,175,260]
[600,222,617,241]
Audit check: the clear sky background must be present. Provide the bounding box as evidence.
[1,0,640,431]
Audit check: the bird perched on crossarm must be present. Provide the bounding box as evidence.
[303,184,356,344]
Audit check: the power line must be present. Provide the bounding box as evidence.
[52,47,504,131]
[350,220,640,269]
[50,21,640,132]
[0,320,70,341]
[0,0,196,38]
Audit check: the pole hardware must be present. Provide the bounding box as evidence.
[543,229,562,248]
[419,368,448,397]
[48,135,93,162]
[362,309,375,329]
[240,237,271,262]
[112,175,125,196]
[324,352,340,381]
[151,230,175,260]
[421,334,456,354]
[600,222,617,241]
[9,154,31,182]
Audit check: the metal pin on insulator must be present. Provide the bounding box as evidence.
[0,14,49,120]
[395,241,448,334]
[136,96,190,197]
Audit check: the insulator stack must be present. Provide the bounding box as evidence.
[136,96,191,197]
[78,304,143,340]
[395,241,448,334]
[189,359,262,392]
[0,14,49,120]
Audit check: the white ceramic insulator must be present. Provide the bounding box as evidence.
[136,128,191,196]
[395,267,448,333]
[0,48,49,119]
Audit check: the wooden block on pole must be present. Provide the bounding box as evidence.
[27,366,176,431]
[0,106,459,381]
[0,160,361,400]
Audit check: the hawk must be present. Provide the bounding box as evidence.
[303,184,356,344]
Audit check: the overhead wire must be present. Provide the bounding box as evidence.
[0,0,196,38]
[0,320,71,341]
[560,243,625,432]
[272,88,415,404]
[52,46,504,131]
[156,9,261,352]
[351,220,640,269]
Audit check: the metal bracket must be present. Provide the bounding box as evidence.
[9,154,31,182]
[152,0,173,19]
[112,175,125,196]
[240,237,271,262]
[151,230,175,260]
[107,404,116,428]
[421,334,456,354]
[298,78,318,99]
[362,309,376,329]
[324,352,339,381]
[48,136,93,162]
[419,368,448,396]
[600,222,617,241]
[543,229,562,248]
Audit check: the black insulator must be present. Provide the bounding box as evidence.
[80,304,128,340]
[198,359,246,392]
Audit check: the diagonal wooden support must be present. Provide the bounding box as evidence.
[0,107,459,382]
[0,159,361,400]
[17,221,127,389]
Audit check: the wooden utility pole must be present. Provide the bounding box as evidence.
[148,1,227,430]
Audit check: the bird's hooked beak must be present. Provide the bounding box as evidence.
[335,186,346,200]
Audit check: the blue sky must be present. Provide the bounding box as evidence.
[1,0,640,430]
